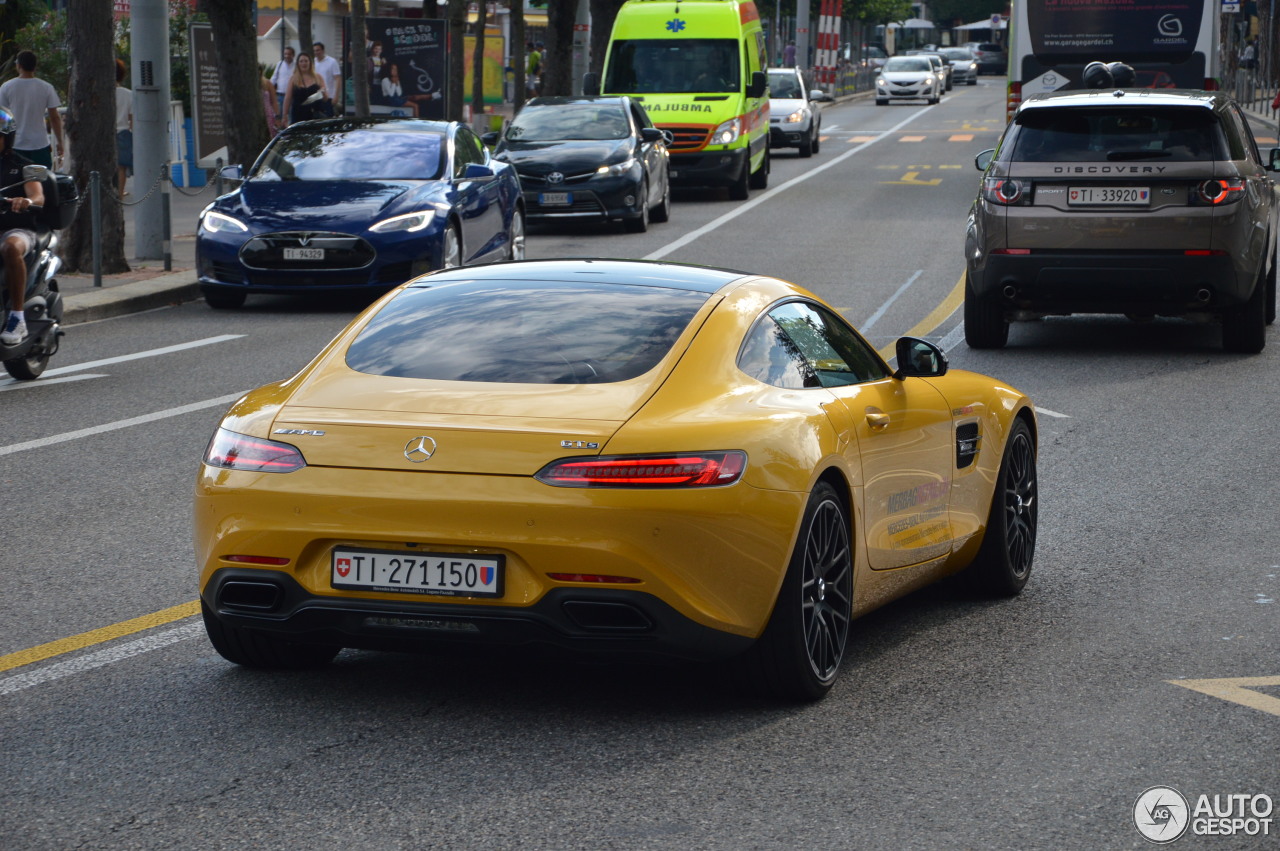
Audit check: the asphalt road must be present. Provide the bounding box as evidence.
[3,79,1279,850]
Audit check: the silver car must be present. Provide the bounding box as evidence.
[964,90,1280,353]
[941,47,979,86]
[875,56,942,105]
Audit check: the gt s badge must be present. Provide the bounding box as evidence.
[561,440,599,449]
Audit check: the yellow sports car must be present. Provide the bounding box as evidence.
[196,259,1038,701]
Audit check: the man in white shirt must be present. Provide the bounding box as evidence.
[0,50,63,168]
[270,46,296,115]
[312,42,342,114]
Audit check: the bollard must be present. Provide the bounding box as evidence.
[90,170,102,288]
[161,162,172,272]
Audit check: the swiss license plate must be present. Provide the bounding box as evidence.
[539,192,571,206]
[283,247,324,260]
[1067,186,1150,206]
[331,547,503,597]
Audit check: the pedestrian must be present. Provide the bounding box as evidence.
[783,40,796,66]
[0,107,46,347]
[270,46,296,116]
[312,41,341,115]
[260,68,281,136]
[526,41,542,97]
[282,53,327,125]
[0,50,64,169]
[1241,38,1257,70]
[115,59,133,198]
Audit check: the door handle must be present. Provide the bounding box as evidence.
[866,410,890,430]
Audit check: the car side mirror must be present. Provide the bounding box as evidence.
[219,164,244,181]
[894,337,948,378]
[1269,148,1280,172]
[640,127,664,143]
[810,89,833,102]
[481,130,499,147]
[746,71,767,99]
[462,163,495,180]
[21,164,49,182]
[975,149,995,171]
[583,72,601,96]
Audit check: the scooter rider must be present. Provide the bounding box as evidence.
[0,106,45,346]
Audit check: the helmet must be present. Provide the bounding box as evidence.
[0,107,15,137]
[1082,61,1114,89]
[1107,62,1136,87]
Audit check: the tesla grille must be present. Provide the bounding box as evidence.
[240,231,375,270]
[660,125,712,152]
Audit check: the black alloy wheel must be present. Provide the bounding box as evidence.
[650,169,671,223]
[625,179,650,232]
[969,419,1037,596]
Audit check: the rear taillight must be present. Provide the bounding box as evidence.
[204,428,306,473]
[535,451,747,488]
[1195,178,1245,205]
[982,177,1031,206]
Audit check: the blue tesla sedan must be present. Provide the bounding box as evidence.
[196,118,525,309]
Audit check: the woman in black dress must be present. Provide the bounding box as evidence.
[281,53,328,125]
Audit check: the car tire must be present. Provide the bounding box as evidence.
[748,149,769,189]
[734,481,852,702]
[4,349,48,380]
[650,169,671,223]
[201,601,340,669]
[729,156,750,200]
[202,286,247,310]
[963,273,1009,349]
[442,221,462,269]
[625,180,650,232]
[1222,267,1267,353]
[1266,244,1276,326]
[875,98,888,106]
[968,78,978,86]
[798,128,813,157]
[506,208,525,261]
[811,124,821,154]
[965,419,1037,597]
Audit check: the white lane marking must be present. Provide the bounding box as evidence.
[861,270,924,334]
[644,106,935,261]
[0,622,203,697]
[37,335,245,380]
[0,373,107,392]
[1035,407,1070,419]
[937,321,965,353]
[0,391,245,457]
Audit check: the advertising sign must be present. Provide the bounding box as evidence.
[362,18,447,119]
[1026,0,1201,62]
[189,23,228,167]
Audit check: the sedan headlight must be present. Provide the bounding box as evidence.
[370,210,436,233]
[784,108,810,124]
[924,74,935,83]
[709,117,741,146]
[968,62,978,71]
[200,210,248,234]
[877,77,887,87]
[596,157,637,177]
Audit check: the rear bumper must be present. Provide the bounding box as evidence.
[970,251,1255,315]
[202,568,753,661]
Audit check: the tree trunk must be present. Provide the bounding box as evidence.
[510,0,526,113]
[352,0,369,118]
[472,1,487,119]
[544,0,577,96]
[299,0,313,62]
[589,0,626,78]
[62,0,127,274]
[447,0,466,120]
[206,0,270,167]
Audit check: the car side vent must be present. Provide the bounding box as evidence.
[956,422,980,469]
[562,601,653,632]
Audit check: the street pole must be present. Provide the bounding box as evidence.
[130,0,171,260]
[571,0,590,96]
[796,0,811,72]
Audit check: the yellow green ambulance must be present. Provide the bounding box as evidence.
[588,0,770,200]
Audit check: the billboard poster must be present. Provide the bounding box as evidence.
[463,36,507,105]
[360,18,447,119]
[1026,0,1200,62]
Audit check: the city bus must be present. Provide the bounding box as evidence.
[1006,0,1221,119]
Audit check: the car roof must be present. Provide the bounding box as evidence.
[408,258,749,294]
[525,95,629,108]
[284,117,455,135]
[1018,88,1224,115]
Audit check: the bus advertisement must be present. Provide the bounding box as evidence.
[1006,0,1220,119]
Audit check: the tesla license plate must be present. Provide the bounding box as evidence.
[331,547,503,597]
[283,247,325,260]
[1067,187,1150,206]
[539,192,571,206]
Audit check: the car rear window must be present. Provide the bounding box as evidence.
[345,279,709,384]
[1010,107,1227,162]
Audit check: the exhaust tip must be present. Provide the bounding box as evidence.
[1002,285,1018,300]
[1196,288,1212,303]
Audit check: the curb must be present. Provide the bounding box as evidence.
[61,272,201,325]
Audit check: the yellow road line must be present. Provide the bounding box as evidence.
[0,600,200,674]
[876,272,965,359]
[1170,676,1280,717]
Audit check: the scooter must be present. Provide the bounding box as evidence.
[0,164,73,381]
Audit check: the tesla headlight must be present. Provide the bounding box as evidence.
[596,157,637,177]
[709,117,741,146]
[200,210,248,234]
[784,108,809,124]
[370,210,436,233]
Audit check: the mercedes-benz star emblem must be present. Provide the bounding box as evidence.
[546,172,565,184]
[403,436,438,463]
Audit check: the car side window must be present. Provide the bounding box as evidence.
[452,128,484,177]
[739,301,889,389]
[1228,105,1262,164]
[738,316,819,389]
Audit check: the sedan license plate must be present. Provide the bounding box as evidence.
[539,192,571,206]
[331,547,503,597]
[1067,186,1150,206]
[283,247,324,260]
